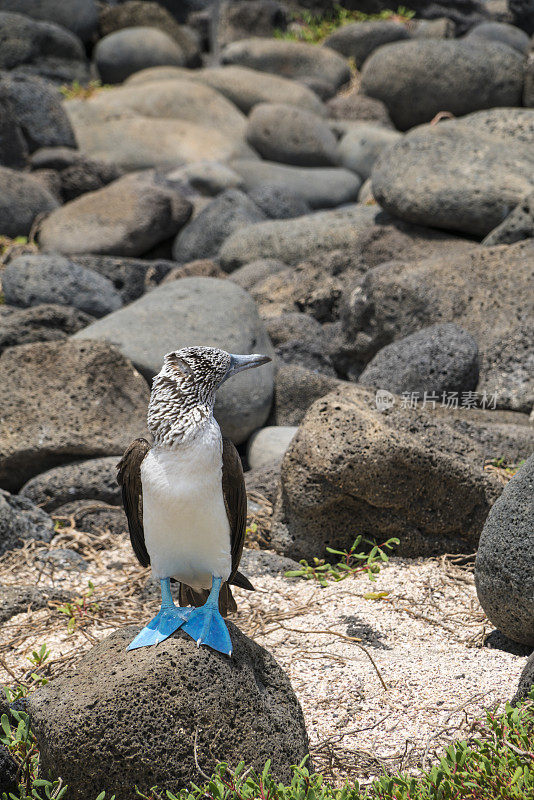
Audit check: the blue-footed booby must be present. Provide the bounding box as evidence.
[117,346,271,656]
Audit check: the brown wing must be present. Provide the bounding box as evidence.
[117,438,151,568]
[221,436,248,583]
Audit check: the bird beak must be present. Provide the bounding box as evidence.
[220,353,271,384]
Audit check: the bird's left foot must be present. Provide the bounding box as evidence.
[127,605,191,651]
[181,603,232,656]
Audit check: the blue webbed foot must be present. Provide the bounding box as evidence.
[181,604,233,656]
[127,577,191,651]
[127,605,191,650]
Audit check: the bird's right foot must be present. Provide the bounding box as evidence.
[127,605,192,650]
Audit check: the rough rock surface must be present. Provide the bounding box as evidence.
[270,385,530,560]
[39,175,192,256]
[372,121,534,237]
[72,278,275,444]
[358,324,479,395]
[342,240,534,412]
[248,186,311,220]
[221,37,351,92]
[482,190,534,246]
[273,365,344,426]
[20,457,122,513]
[0,340,149,491]
[0,166,58,237]
[2,255,123,318]
[0,490,54,556]
[94,27,185,84]
[246,103,339,167]
[0,745,18,797]
[361,39,524,130]
[0,304,93,354]
[475,455,534,647]
[465,20,531,52]
[53,500,127,537]
[28,626,310,800]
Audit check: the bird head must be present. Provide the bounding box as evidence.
[148,346,271,444]
[161,346,271,398]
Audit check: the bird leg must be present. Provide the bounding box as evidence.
[181,576,233,656]
[127,578,192,650]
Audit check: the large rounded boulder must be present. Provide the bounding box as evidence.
[361,39,524,131]
[27,626,310,800]
[475,454,534,647]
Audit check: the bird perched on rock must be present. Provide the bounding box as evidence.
[117,346,271,656]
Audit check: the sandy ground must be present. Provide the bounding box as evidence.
[0,519,529,787]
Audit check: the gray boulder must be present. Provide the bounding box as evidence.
[266,312,324,347]
[465,20,531,53]
[327,90,393,127]
[228,160,361,210]
[342,240,534,412]
[456,107,534,145]
[72,278,275,444]
[98,1,201,67]
[0,340,149,491]
[0,89,28,168]
[246,103,339,167]
[217,0,287,48]
[273,365,344,426]
[475,454,534,647]
[28,625,310,800]
[372,121,534,237]
[482,191,534,246]
[53,500,127,538]
[126,65,326,116]
[2,255,123,318]
[221,37,351,92]
[0,304,93,355]
[337,124,401,180]
[247,426,298,470]
[324,20,411,69]
[39,175,192,256]
[0,747,17,797]
[94,27,185,84]
[173,189,266,262]
[0,73,75,153]
[166,161,245,196]
[525,54,534,107]
[0,0,98,42]
[247,186,311,220]
[0,490,54,556]
[0,11,89,85]
[358,323,479,394]
[270,384,531,560]
[29,147,122,204]
[20,457,122,513]
[221,205,374,269]
[276,340,337,376]
[0,166,58,237]
[0,584,71,624]
[361,39,524,131]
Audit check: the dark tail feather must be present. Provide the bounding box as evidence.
[179,581,237,617]
[231,571,255,591]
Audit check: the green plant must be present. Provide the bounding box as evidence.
[275,5,414,45]
[285,536,399,587]
[57,581,99,633]
[487,458,525,477]
[59,80,107,100]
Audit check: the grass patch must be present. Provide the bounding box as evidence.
[275,5,415,45]
[59,80,111,100]
[2,690,533,800]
